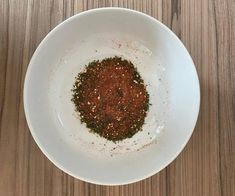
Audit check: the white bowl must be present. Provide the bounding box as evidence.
[24,8,200,185]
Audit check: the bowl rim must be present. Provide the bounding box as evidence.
[24,7,200,185]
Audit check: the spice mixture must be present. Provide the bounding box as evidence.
[72,57,149,141]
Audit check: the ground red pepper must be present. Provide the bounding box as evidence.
[72,57,149,141]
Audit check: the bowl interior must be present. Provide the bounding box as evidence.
[24,8,200,185]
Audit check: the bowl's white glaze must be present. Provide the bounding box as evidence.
[24,8,200,185]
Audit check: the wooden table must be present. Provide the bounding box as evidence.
[0,0,234,195]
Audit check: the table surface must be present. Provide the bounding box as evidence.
[0,0,234,195]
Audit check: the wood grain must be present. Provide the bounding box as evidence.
[0,0,234,195]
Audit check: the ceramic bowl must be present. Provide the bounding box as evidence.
[24,8,200,185]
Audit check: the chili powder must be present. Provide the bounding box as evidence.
[72,57,149,141]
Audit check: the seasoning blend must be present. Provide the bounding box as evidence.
[72,57,150,141]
